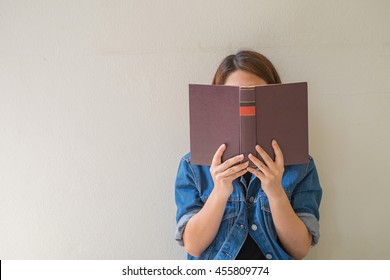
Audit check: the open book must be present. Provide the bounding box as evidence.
[189,82,309,166]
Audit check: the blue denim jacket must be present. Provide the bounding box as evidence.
[175,152,322,260]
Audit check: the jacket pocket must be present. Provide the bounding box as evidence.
[222,198,240,220]
[200,198,240,259]
[200,194,240,220]
[259,190,292,212]
[259,191,292,240]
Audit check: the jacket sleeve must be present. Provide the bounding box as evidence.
[291,156,323,246]
[174,156,204,246]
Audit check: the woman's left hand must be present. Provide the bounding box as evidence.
[247,140,285,199]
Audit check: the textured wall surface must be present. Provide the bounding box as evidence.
[1,0,389,259]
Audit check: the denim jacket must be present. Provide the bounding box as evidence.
[174,152,322,260]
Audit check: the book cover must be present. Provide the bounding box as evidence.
[189,82,309,166]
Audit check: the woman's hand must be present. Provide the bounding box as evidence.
[247,140,285,198]
[182,144,248,257]
[210,144,249,198]
[246,140,313,259]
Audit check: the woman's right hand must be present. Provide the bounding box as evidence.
[183,144,248,257]
[210,144,249,198]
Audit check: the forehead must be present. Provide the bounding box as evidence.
[224,69,267,86]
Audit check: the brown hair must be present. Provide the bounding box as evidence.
[212,50,281,85]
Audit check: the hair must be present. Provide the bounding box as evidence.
[212,50,281,85]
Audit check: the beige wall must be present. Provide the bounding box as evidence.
[1,0,389,259]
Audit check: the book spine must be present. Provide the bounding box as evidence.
[239,87,257,166]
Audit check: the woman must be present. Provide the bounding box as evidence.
[175,50,322,260]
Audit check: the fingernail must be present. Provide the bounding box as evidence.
[221,144,226,148]
[272,139,277,145]
[256,145,261,150]
[239,154,244,158]
[248,153,253,158]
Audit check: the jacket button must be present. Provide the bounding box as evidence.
[265,254,273,259]
[251,224,257,231]
[249,196,254,203]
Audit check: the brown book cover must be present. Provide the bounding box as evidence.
[189,82,308,166]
